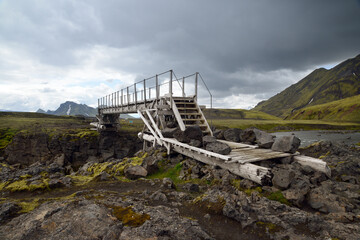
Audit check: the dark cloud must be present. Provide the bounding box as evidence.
[0,0,360,110]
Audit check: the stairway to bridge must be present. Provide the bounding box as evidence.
[94,70,330,185]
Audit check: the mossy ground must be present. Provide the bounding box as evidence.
[147,162,183,184]
[109,205,150,227]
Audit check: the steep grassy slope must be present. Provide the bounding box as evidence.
[203,108,280,120]
[286,94,360,122]
[254,54,360,118]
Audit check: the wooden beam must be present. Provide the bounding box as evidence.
[138,111,162,145]
[294,155,331,177]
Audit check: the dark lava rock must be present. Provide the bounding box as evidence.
[206,142,231,155]
[272,168,295,189]
[202,135,217,147]
[223,128,242,142]
[124,165,148,180]
[240,128,257,144]
[161,127,179,138]
[183,183,200,192]
[271,135,301,153]
[0,202,20,224]
[213,129,224,140]
[255,130,275,149]
[189,139,202,148]
[141,155,160,175]
[173,126,203,144]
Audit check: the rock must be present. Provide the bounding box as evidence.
[150,190,168,202]
[283,178,310,207]
[189,139,202,148]
[0,200,123,240]
[60,176,73,187]
[240,128,257,144]
[255,130,275,149]
[141,155,159,175]
[183,183,200,192]
[48,179,65,189]
[307,184,348,213]
[271,135,301,153]
[162,178,175,189]
[94,172,112,181]
[161,127,179,138]
[0,202,20,224]
[213,129,224,140]
[310,171,328,185]
[54,154,65,166]
[124,165,148,180]
[340,175,358,184]
[202,135,217,147]
[206,141,231,155]
[272,168,295,189]
[223,128,242,142]
[174,125,203,144]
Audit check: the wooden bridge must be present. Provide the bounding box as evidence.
[94,70,330,185]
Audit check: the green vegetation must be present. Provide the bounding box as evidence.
[265,191,290,205]
[0,128,18,150]
[17,199,40,213]
[254,54,360,118]
[203,108,280,120]
[287,95,360,122]
[256,221,281,233]
[109,205,150,227]
[147,162,183,184]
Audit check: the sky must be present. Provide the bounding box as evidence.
[1,0,360,112]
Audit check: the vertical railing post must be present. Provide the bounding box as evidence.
[143,79,146,107]
[169,70,173,108]
[195,72,198,102]
[182,77,185,97]
[127,87,129,108]
[134,83,137,108]
[117,91,119,107]
[156,74,159,100]
[98,98,100,109]
[121,89,123,111]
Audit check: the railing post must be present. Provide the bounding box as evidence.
[98,98,100,109]
[195,72,198,102]
[127,87,129,108]
[156,74,159,100]
[169,70,173,108]
[121,89,123,110]
[143,79,146,107]
[134,83,137,108]
[182,77,185,97]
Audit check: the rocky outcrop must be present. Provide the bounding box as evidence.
[271,135,301,153]
[4,130,141,169]
[173,126,203,147]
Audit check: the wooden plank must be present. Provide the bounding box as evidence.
[170,144,271,185]
[294,155,331,177]
[218,140,257,149]
[161,137,232,161]
[168,99,186,131]
[137,110,162,145]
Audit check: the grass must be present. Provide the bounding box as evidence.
[147,162,183,184]
[287,95,360,122]
[203,108,280,120]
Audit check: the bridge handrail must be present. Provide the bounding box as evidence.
[98,70,213,113]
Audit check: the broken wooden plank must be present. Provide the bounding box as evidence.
[294,155,331,177]
[218,140,258,149]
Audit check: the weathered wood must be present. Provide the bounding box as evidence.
[294,155,331,177]
[168,99,186,131]
[218,140,257,149]
[138,110,162,145]
[171,143,271,185]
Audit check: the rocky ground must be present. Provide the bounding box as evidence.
[0,128,359,240]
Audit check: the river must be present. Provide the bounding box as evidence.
[272,130,360,147]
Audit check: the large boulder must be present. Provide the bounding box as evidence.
[161,127,178,138]
[124,165,148,180]
[223,128,242,142]
[141,155,159,175]
[255,130,275,149]
[272,168,295,189]
[213,129,224,140]
[240,128,257,144]
[271,135,301,153]
[206,141,231,155]
[202,135,217,147]
[173,126,203,144]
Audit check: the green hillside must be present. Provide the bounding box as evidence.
[203,108,280,120]
[253,54,360,118]
[286,94,360,122]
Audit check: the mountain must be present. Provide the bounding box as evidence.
[287,94,360,122]
[253,54,360,118]
[37,101,98,117]
[36,101,134,118]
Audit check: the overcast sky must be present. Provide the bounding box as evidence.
[1,0,360,112]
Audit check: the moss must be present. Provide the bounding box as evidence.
[68,175,94,186]
[5,179,30,192]
[17,199,40,213]
[0,128,18,150]
[0,181,8,191]
[256,221,281,233]
[244,186,263,196]
[266,191,290,205]
[109,206,150,227]
[319,151,331,159]
[20,174,32,179]
[147,162,183,184]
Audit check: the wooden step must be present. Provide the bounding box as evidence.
[185,124,207,128]
[182,119,204,122]
[174,102,195,105]
[180,113,201,116]
[177,107,198,110]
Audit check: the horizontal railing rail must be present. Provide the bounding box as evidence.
[98,70,213,114]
